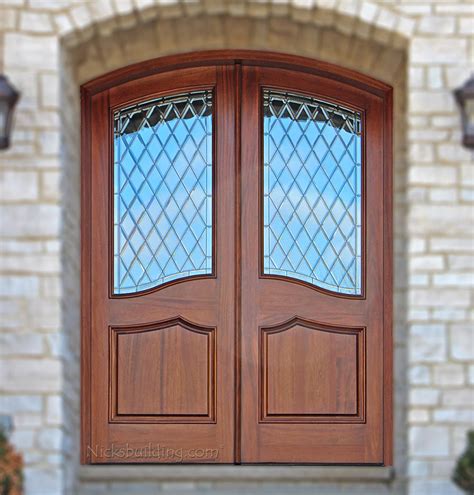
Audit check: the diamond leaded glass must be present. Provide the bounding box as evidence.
[263,90,362,295]
[113,91,213,294]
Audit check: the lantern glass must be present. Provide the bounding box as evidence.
[0,100,8,143]
[455,75,474,148]
[465,98,474,134]
[0,76,20,150]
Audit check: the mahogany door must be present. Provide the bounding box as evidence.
[240,65,391,464]
[82,65,237,463]
[82,52,392,465]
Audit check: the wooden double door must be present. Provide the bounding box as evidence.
[81,53,392,465]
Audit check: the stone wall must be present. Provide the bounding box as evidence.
[0,1,472,495]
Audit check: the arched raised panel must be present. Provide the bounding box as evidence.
[260,317,365,423]
[110,317,216,423]
[262,89,363,296]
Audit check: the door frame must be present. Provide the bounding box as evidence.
[81,50,393,464]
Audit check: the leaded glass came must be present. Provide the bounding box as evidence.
[113,91,213,294]
[263,89,362,295]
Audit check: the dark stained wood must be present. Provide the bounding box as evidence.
[112,318,215,420]
[82,50,391,99]
[240,65,391,464]
[233,61,243,465]
[82,66,237,463]
[81,52,392,465]
[80,85,92,464]
[383,87,394,466]
[262,318,364,420]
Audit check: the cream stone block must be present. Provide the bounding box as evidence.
[438,144,473,164]
[418,16,455,35]
[409,426,450,457]
[442,389,474,407]
[0,275,39,296]
[1,204,60,237]
[53,13,74,36]
[410,255,444,271]
[39,130,60,155]
[408,459,430,477]
[46,395,62,425]
[411,38,467,64]
[429,188,457,203]
[20,12,53,33]
[0,333,44,356]
[0,359,61,392]
[434,409,474,423]
[469,365,474,385]
[409,90,456,114]
[41,171,60,201]
[409,365,432,385]
[450,325,474,361]
[409,143,434,163]
[410,479,461,495]
[433,364,465,386]
[37,427,62,451]
[430,237,473,253]
[410,205,474,235]
[0,171,38,201]
[433,273,474,287]
[70,4,93,29]
[461,165,474,186]
[459,18,474,36]
[24,468,62,495]
[411,289,470,308]
[409,388,440,406]
[10,429,35,450]
[0,254,60,274]
[28,0,71,9]
[410,325,446,362]
[0,395,42,414]
[0,9,17,30]
[432,308,467,322]
[4,34,58,71]
[40,73,59,109]
[448,255,474,270]
[408,166,456,185]
[409,67,424,88]
[409,409,430,423]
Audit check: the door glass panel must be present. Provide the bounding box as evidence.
[262,89,362,295]
[113,91,213,295]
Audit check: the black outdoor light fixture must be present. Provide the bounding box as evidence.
[454,74,474,149]
[0,75,20,150]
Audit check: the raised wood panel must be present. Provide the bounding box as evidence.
[260,318,365,423]
[110,317,215,423]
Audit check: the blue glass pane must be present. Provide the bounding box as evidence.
[263,90,362,295]
[113,91,213,294]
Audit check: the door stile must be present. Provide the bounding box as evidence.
[233,61,243,464]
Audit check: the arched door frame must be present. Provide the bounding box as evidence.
[81,50,392,465]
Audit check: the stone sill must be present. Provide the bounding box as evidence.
[79,465,394,483]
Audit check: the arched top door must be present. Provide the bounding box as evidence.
[81,51,392,466]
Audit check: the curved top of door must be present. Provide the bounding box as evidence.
[81,50,393,98]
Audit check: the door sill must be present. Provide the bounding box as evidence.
[79,465,394,482]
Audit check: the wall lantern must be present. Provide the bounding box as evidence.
[0,75,20,150]
[454,75,474,149]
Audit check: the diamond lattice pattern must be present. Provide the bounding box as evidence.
[114,91,213,294]
[263,90,362,295]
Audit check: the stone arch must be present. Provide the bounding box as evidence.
[58,4,409,494]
